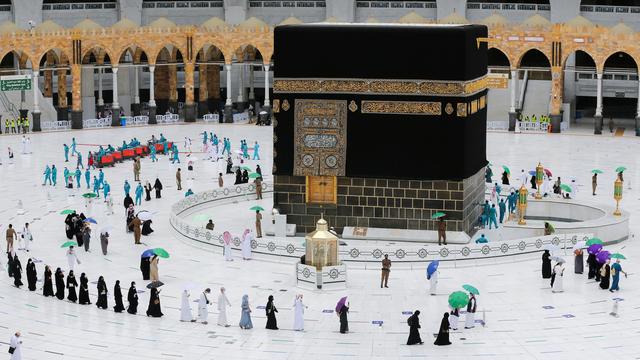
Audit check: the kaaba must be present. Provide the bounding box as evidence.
[272,23,488,235]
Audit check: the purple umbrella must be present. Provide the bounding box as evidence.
[587,244,603,255]
[596,250,611,264]
[336,296,347,313]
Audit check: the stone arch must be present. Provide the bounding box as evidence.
[37,48,71,68]
[196,44,226,63]
[561,48,597,70]
[0,50,31,74]
[82,47,112,65]
[488,47,510,68]
[602,50,638,73]
[115,44,150,65]
[232,44,264,64]
[517,48,551,69]
[230,42,269,64]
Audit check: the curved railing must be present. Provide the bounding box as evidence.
[170,184,593,264]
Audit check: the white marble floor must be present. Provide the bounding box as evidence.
[0,125,639,360]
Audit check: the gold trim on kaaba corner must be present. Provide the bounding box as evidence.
[456,103,467,117]
[479,95,486,110]
[361,101,441,115]
[281,99,290,112]
[273,76,488,97]
[272,99,280,113]
[348,100,358,113]
[445,103,454,115]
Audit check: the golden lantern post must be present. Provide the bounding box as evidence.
[518,185,528,225]
[535,162,544,199]
[613,178,623,216]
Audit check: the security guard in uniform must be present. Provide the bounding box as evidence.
[4,117,8,134]
[24,117,29,133]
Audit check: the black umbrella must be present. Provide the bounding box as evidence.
[146,281,164,289]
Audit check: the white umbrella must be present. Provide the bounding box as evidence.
[137,211,152,221]
[551,256,566,264]
[573,240,586,250]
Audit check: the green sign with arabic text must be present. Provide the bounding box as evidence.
[0,75,31,91]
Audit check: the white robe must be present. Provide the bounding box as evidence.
[519,172,528,188]
[465,311,475,329]
[552,265,564,293]
[180,291,193,321]
[67,249,78,271]
[241,233,253,260]
[21,227,32,251]
[198,292,210,322]
[21,137,27,154]
[293,299,305,331]
[429,271,438,295]
[224,243,233,261]
[449,313,459,330]
[217,292,230,326]
[9,335,22,360]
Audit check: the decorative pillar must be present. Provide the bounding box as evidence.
[236,62,245,112]
[549,66,563,133]
[224,63,232,123]
[594,72,603,134]
[184,62,196,122]
[131,66,141,116]
[97,66,104,115]
[148,65,157,124]
[57,69,68,121]
[508,68,517,131]
[168,64,178,113]
[636,79,640,136]
[70,64,83,129]
[32,68,41,132]
[198,63,208,116]
[249,64,255,103]
[111,65,120,126]
[264,64,270,108]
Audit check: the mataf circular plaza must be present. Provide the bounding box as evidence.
[1,1,640,359]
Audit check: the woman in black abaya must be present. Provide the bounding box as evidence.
[265,295,279,330]
[113,280,125,313]
[406,310,423,345]
[43,266,54,297]
[54,268,65,300]
[127,282,139,314]
[79,273,91,305]
[434,313,451,346]
[66,271,78,303]
[96,276,108,309]
[26,259,37,291]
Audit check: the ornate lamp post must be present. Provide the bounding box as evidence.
[535,162,544,199]
[518,184,528,225]
[613,178,623,216]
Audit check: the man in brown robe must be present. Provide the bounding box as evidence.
[6,223,16,253]
[176,168,182,190]
[438,218,447,246]
[255,210,262,238]
[381,254,391,288]
[129,216,142,244]
[218,173,224,188]
[255,178,263,200]
[133,158,141,181]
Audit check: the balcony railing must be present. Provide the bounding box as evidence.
[467,2,549,11]
[43,2,116,10]
[249,1,326,7]
[356,1,436,8]
[580,5,640,13]
[142,1,223,9]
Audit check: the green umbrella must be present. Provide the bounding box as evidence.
[610,253,626,260]
[591,169,603,174]
[615,166,627,173]
[546,223,555,232]
[586,238,603,246]
[502,165,510,175]
[448,291,469,309]
[61,241,78,248]
[60,209,75,215]
[431,212,446,219]
[240,166,252,171]
[153,248,170,259]
[248,172,261,179]
[462,284,480,295]
[250,206,265,212]
[560,184,572,193]
[82,193,98,198]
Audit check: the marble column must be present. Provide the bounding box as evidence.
[508,69,518,131]
[97,67,104,115]
[111,66,120,126]
[224,63,232,123]
[131,66,141,116]
[32,69,41,131]
[594,72,603,134]
[148,65,157,124]
[198,64,208,116]
[249,64,255,104]
[264,64,270,108]
[236,63,245,112]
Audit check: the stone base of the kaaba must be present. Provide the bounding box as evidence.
[275,168,484,235]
